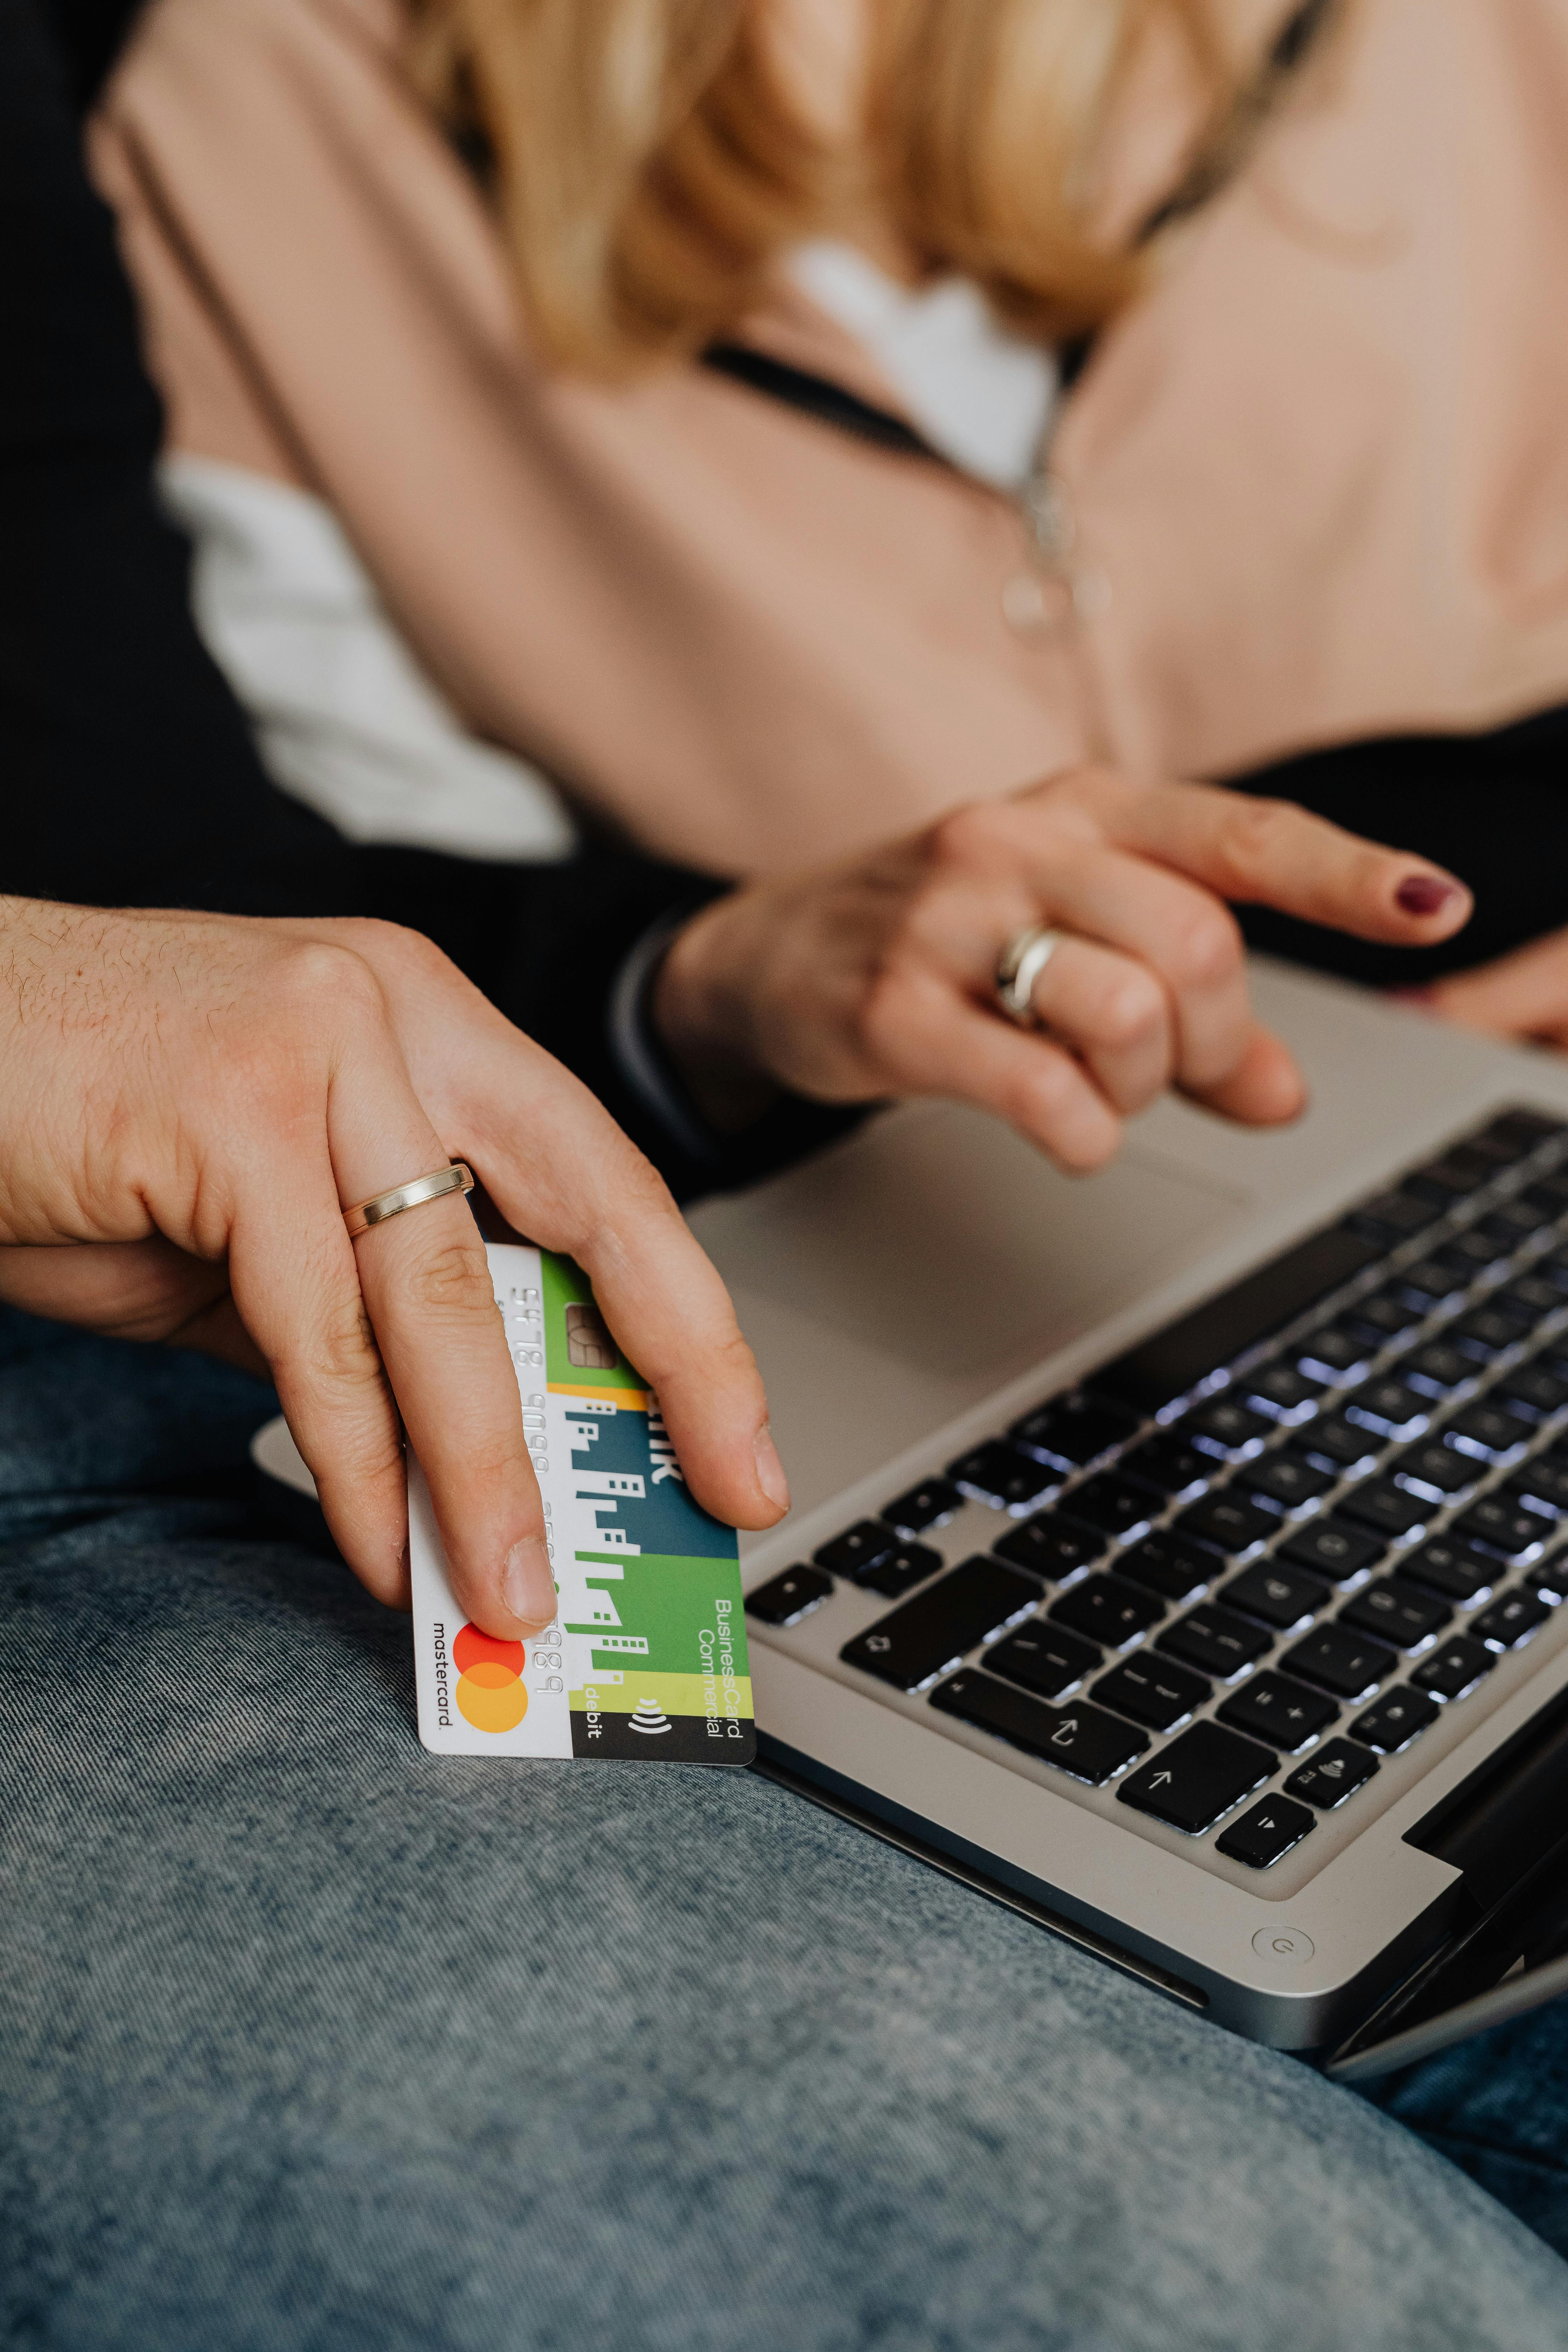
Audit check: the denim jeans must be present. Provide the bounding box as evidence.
[0,1304,1565,2352]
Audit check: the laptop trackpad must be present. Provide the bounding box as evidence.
[690,1101,1247,1521]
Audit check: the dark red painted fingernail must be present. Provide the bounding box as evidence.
[1395,874,1457,916]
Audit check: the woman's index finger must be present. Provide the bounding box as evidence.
[1108,780,1473,946]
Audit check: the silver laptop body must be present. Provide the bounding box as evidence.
[688,958,1568,2061]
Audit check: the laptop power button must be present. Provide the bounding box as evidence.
[1253,1926,1315,1965]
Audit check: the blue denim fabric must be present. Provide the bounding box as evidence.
[0,1304,1566,2352]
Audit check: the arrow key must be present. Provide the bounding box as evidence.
[1216,1795,1316,1869]
[1117,1720,1275,1833]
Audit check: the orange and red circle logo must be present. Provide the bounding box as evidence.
[454,1624,529,1733]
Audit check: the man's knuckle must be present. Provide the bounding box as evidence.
[306,1286,386,1391]
[395,1233,496,1322]
[349,917,456,985]
[273,939,386,1029]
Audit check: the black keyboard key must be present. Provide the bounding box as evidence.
[1049,1574,1164,1649]
[1278,1520,1385,1583]
[992,1512,1108,1583]
[1476,1110,1565,1155]
[1221,1560,1330,1630]
[1451,1305,1530,1358]
[946,1441,1057,1514]
[1093,1655,1211,1732]
[1297,1325,1372,1379]
[1343,1292,1423,1343]
[1009,1394,1140,1469]
[815,1521,897,1580]
[1402,1340,1474,1393]
[1119,1435,1211,1497]
[746,1564,834,1626]
[1118,1720,1275,1832]
[1098,1225,1380,1415]
[1336,1480,1431,1540]
[859,1542,945,1600]
[1480,1199,1548,1247]
[1352,1687,1440,1753]
[1445,1402,1531,1461]
[1495,1274,1564,1326]
[1300,1414,1382,1471]
[1246,1453,1336,1510]
[985,1622,1101,1701]
[1436,1230,1505,1276]
[1062,1473,1162,1540]
[1526,1174,1568,1218]
[1245,1363,1324,1417]
[1536,1557,1568,1602]
[1511,1455,1568,1514]
[1217,1671,1338,1749]
[1116,1533,1216,1604]
[1398,1259,1464,1309]
[841,1558,1042,1691]
[1473,1589,1552,1649]
[1280,1624,1396,1700]
[1284,1737,1380,1807]
[1216,1795,1316,1868]
[930,1670,1146,1784]
[1157,1605,1271,1678]
[1176,1492,1278,1557]
[1405,1151,1495,1203]
[1496,1365,1568,1420]
[1182,1399,1273,1455]
[1348,1189,1443,1245]
[1398,1537,1498,1603]
[1390,1439,1479,1496]
[1454,1496,1548,1561]
[881,1476,963,1536]
[1340,1576,1451,1648]
[1411,1634,1495,1699]
[1346,1379,1431,1436]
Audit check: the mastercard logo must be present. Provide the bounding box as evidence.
[453,1623,529,1734]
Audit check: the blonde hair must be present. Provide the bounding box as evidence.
[407,0,1333,374]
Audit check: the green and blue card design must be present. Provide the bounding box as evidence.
[410,1242,755,1764]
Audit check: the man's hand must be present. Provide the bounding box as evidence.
[654,768,1472,1170]
[0,900,788,1639]
[1416,926,1568,1049]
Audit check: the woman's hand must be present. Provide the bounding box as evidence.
[0,899,787,1638]
[654,767,1472,1169]
[1414,926,1568,1049]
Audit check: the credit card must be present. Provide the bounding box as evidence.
[410,1241,755,1764]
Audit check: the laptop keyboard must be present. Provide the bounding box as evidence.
[746,1108,1568,1872]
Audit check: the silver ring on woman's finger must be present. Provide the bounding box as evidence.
[994,925,1063,1027]
[342,1161,475,1240]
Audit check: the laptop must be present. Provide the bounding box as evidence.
[255,955,1568,2077]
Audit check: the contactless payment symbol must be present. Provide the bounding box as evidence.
[453,1624,529,1734]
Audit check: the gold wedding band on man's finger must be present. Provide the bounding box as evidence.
[341,1162,475,1239]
